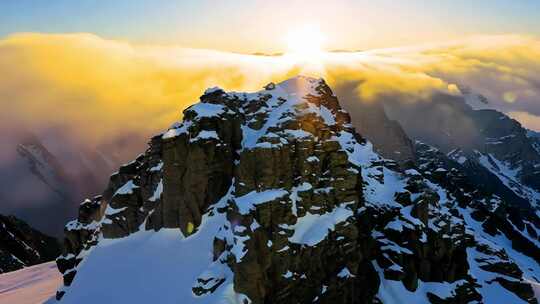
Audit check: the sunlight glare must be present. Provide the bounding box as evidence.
[284,25,327,61]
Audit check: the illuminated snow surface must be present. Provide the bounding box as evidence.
[1,261,540,304]
[0,262,61,304]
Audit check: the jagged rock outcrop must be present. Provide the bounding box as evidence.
[55,77,540,304]
[0,214,60,273]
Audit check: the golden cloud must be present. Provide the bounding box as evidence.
[0,33,297,148]
[509,111,540,132]
[1,32,540,159]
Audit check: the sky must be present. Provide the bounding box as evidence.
[2,0,540,53]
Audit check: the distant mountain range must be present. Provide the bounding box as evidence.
[0,127,122,236]
[366,91,540,213]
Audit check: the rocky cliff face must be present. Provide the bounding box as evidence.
[0,214,60,273]
[55,77,540,304]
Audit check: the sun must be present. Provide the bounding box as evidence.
[284,25,327,60]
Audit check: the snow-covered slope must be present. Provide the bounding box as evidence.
[51,76,540,303]
[58,214,245,303]
[475,151,540,209]
[0,262,61,304]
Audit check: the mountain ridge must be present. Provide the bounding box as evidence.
[54,76,540,303]
[377,92,540,213]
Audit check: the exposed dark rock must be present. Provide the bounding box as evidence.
[0,214,60,273]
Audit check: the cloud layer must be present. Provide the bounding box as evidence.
[1,32,540,232]
[2,32,540,148]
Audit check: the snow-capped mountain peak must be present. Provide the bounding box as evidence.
[53,77,540,304]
